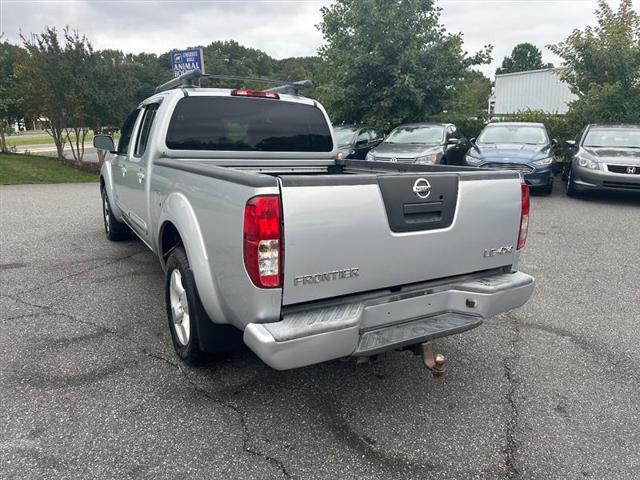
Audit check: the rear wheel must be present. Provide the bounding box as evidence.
[165,246,238,365]
[101,188,130,241]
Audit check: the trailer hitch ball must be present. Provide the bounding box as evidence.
[421,341,446,378]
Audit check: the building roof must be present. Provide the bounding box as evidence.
[494,67,566,78]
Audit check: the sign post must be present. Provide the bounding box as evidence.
[171,48,205,78]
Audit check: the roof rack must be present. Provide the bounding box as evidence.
[155,68,312,95]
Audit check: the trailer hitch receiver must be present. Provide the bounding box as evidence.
[421,341,445,377]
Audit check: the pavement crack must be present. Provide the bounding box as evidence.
[173,367,294,480]
[4,294,293,479]
[5,294,119,336]
[503,315,521,480]
[19,250,145,295]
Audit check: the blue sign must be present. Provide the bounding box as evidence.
[171,48,205,78]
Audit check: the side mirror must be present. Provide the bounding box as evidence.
[94,134,116,153]
[565,140,577,149]
[552,138,558,146]
[447,137,460,145]
[469,137,476,143]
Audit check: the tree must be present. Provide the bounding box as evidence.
[0,37,24,152]
[549,0,640,124]
[496,43,553,75]
[446,69,492,115]
[57,29,96,162]
[317,0,492,131]
[15,27,139,163]
[15,28,91,161]
[128,52,170,103]
[89,49,141,163]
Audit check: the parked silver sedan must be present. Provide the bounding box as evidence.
[565,124,640,195]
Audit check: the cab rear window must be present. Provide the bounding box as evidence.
[166,96,333,152]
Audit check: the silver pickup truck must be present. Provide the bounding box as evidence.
[94,71,535,370]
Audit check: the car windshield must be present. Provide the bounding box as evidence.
[385,126,444,145]
[166,96,333,152]
[478,125,548,145]
[334,127,357,146]
[583,128,640,148]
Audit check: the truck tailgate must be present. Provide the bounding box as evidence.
[280,172,522,305]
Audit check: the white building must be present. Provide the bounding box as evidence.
[489,68,577,115]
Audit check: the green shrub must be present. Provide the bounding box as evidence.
[426,113,488,139]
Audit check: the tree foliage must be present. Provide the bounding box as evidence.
[197,41,320,93]
[317,0,492,131]
[8,29,323,163]
[16,28,145,162]
[0,37,23,152]
[16,28,74,160]
[549,0,640,124]
[496,43,553,75]
[446,69,492,115]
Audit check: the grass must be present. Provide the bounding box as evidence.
[6,131,120,147]
[0,153,98,185]
[6,133,95,147]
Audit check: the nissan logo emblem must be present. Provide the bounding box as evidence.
[628,166,637,174]
[412,178,432,199]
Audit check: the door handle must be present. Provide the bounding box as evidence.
[136,171,145,183]
[120,165,127,176]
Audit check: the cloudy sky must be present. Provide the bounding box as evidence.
[0,0,630,77]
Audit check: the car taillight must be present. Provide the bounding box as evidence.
[243,195,282,288]
[231,89,280,99]
[517,180,530,250]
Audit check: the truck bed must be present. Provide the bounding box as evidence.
[154,156,523,305]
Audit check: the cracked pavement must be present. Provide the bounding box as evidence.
[1,182,639,479]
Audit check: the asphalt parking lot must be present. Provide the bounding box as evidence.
[1,181,639,480]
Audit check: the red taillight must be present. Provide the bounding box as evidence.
[231,89,280,100]
[243,195,282,288]
[517,180,530,250]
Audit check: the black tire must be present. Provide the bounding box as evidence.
[165,246,239,365]
[101,187,131,241]
[566,167,580,197]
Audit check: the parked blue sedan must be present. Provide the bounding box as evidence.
[464,122,556,194]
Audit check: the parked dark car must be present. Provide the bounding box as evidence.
[365,123,469,165]
[333,125,384,160]
[464,122,556,194]
[563,124,640,196]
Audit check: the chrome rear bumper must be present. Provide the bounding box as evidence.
[244,270,535,370]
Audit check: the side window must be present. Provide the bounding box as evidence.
[117,109,140,155]
[356,129,369,144]
[134,104,160,158]
[370,129,381,142]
